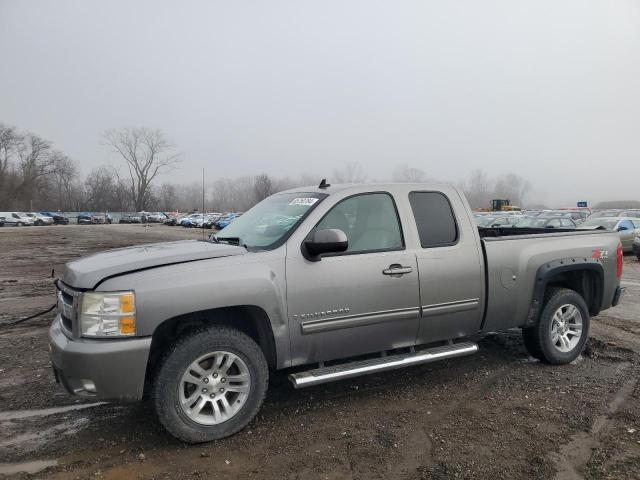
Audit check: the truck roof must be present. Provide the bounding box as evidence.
[280,182,455,196]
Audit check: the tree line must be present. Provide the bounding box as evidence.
[0,122,535,213]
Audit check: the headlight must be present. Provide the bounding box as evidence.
[79,291,136,337]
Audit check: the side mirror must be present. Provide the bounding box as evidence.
[303,229,348,261]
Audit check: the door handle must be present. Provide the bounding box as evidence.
[382,264,413,276]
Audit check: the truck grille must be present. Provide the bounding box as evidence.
[56,280,79,335]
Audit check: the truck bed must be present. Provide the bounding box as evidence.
[478,226,620,333]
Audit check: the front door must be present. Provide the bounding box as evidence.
[286,192,420,366]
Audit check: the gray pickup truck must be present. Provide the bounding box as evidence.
[49,182,624,443]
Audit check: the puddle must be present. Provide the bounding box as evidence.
[0,417,90,450]
[0,459,57,475]
[0,402,106,421]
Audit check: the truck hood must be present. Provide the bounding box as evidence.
[63,240,247,289]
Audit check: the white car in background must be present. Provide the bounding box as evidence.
[0,212,35,226]
[25,212,54,226]
[578,217,640,252]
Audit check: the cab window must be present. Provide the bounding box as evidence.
[314,193,404,254]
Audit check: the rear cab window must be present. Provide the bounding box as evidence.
[408,192,459,248]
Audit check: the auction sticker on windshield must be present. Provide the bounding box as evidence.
[289,198,319,206]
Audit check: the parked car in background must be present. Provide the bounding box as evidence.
[78,212,112,225]
[40,211,70,225]
[591,209,640,219]
[513,216,577,229]
[138,211,167,223]
[77,212,93,224]
[578,217,640,252]
[119,213,142,224]
[215,213,238,229]
[164,213,184,226]
[0,212,36,226]
[25,212,54,226]
[204,214,223,229]
[551,210,589,224]
[475,216,520,228]
[179,213,203,227]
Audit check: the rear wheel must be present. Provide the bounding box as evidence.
[152,325,268,443]
[522,287,589,364]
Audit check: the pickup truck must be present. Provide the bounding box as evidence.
[49,182,624,443]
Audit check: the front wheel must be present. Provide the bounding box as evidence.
[152,325,268,443]
[522,287,590,364]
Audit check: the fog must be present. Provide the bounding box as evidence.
[1,0,639,206]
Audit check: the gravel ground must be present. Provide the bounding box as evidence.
[0,224,638,479]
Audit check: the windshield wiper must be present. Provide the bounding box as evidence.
[211,236,248,250]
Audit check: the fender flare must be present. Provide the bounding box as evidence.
[525,257,604,326]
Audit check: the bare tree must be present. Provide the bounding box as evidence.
[102,127,180,211]
[0,124,20,181]
[158,182,178,212]
[463,169,493,208]
[49,151,78,211]
[494,173,531,207]
[392,164,427,183]
[253,173,273,203]
[333,161,367,183]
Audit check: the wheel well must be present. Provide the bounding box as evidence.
[544,269,602,316]
[144,305,277,395]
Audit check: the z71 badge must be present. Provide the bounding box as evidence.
[591,249,609,260]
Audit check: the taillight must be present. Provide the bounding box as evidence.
[616,244,623,279]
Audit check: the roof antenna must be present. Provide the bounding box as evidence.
[318,178,330,189]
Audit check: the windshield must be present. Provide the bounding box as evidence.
[580,218,618,230]
[214,192,327,249]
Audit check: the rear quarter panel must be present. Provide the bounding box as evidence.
[482,231,620,332]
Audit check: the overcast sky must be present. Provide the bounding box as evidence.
[1,0,639,206]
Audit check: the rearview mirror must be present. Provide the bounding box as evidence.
[303,229,348,261]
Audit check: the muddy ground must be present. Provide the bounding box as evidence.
[0,224,638,479]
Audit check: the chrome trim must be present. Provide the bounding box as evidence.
[289,342,478,388]
[300,306,420,335]
[421,298,479,318]
[55,280,81,337]
[382,266,413,275]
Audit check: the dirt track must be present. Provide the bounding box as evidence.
[0,224,638,479]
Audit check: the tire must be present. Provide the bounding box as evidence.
[152,325,268,443]
[523,287,590,364]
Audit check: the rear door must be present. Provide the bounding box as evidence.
[409,191,484,344]
[286,192,421,365]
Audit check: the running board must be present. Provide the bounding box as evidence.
[288,342,478,388]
